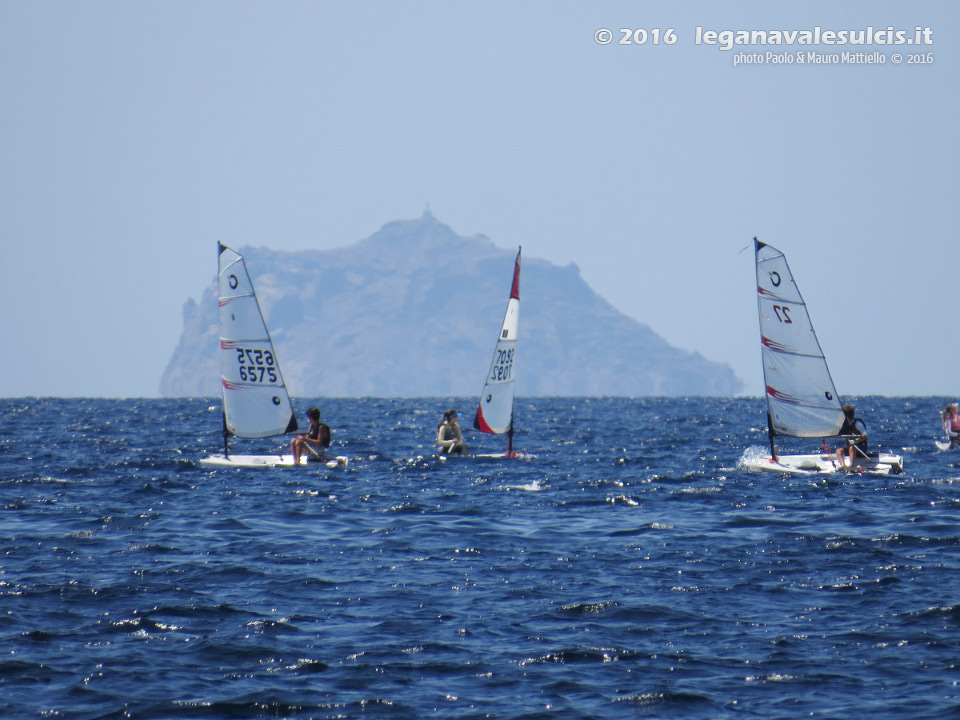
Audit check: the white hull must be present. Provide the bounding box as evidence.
[438,451,531,461]
[200,453,348,469]
[745,452,903,475]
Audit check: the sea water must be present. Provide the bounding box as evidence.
[1,396,958,719]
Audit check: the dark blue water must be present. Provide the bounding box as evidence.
[2,396,959,719]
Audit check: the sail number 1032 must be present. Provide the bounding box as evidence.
[490,347,514,382]
[236,348,279,383]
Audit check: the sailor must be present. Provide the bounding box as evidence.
[941,403,960,448]
[291,406,331,464]
[437,409,468,456]
[835,404,868,467]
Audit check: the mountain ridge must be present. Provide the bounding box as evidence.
[160,213,743,397]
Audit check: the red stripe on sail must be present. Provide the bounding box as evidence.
[766,385,802,405]
[510,248,521,300]
[474,406,494,434]
[761,336,791,353]
[757,287,788,301]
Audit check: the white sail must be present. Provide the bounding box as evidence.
[755,238,843,438]
[474,248,520,438]
[217,243,298,439]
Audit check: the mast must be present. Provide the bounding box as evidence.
[766,412,777,461]
[220,242,230,459]
[222,411,230,458]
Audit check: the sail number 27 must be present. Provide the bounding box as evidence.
[236,348,279,383]
[772,305,793,323]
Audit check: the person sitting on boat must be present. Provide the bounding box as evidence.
[437,409,468,456]
[291,406,331,464]
[835,404,868,467]
[941,403,960,448]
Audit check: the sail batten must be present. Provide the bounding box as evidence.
[755,238,843,439]
[217,244,297,440]
[474,248,521,437]
[761,336,825,359]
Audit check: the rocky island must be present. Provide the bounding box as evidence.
[160,213,742,397]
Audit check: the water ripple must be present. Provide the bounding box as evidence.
[1,396,958,719]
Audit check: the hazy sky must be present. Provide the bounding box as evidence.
[2,1,956,398]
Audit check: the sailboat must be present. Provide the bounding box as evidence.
[747,238,902,475]
[200,244,343,468]
[473,247,521,458]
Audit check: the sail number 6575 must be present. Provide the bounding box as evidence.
[236,348,279,383]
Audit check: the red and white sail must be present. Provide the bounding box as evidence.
[755,238,843,439]
[474,248,520,438]
[218,243,298,439]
